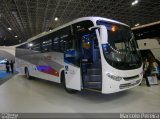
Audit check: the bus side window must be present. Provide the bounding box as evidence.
[31,42,41,52]
[41,37,52,52]
[64,36,73,50]
[26,40,41,55]
[60,34,72,52]
[53,37,60,52]
[60,26,73,52]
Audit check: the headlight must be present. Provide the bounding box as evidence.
[107,73,122,81]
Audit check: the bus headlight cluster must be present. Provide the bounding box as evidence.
[107,73,122,81]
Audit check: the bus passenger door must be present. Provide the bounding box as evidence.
[71,20,102,91]
[64,49,81,90]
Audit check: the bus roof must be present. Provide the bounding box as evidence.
[26,16,129,43]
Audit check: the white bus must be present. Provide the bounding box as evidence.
[15,17,143,94]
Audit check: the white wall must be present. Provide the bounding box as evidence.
[0,46,15,56]
[137,38,160,50]
[0,46,15,60]
[137,38,160,61]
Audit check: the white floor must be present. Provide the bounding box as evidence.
[0,74,160,113]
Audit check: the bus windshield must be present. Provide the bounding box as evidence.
[97,20,142,70]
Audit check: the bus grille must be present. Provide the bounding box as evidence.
[119,80,141,89]
[123,75,139,81]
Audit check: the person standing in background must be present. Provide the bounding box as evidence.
[10,60,14,74]
[143,58,150,87]
[150,57,159,78]
[5,60,10,73]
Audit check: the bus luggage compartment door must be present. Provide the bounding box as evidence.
[64,49,81,90]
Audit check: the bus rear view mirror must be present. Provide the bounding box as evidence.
[88,26,100,31]
[89,25,108,44]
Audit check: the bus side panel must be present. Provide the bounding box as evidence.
[15,57,29,75]
[64,63,81,90]
[15,52,64,83]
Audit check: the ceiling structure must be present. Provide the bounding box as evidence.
[0,0,160,46]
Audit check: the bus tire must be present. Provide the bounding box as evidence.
[25,67,30,80]
[61,71,78,94]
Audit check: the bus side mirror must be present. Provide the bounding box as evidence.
[88,26,100,31]
[89,25,108,44]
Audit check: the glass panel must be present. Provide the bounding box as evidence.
[97,20,142,70]
[53,37,60,51]
[42,38,52,52]
[31,42,41,52]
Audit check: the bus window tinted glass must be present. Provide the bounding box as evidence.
[53,37,60,51]
[59,26,73,52]
[31,42,41,52]
[60,34,73,51]
[42,38,52,52]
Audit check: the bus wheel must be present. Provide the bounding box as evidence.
[25,67,30,80]
[61,71,78,94]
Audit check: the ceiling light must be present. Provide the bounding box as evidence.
[54,17,58,21]
[135,23,140,27]
[8,28,12,31]
[132,0,139,6]
[134,0,138,4]
[15,35,18,38]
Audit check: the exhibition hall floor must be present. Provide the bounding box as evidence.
[0,74,160,113]
[0,71,13,85]
[0,71,11,79]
